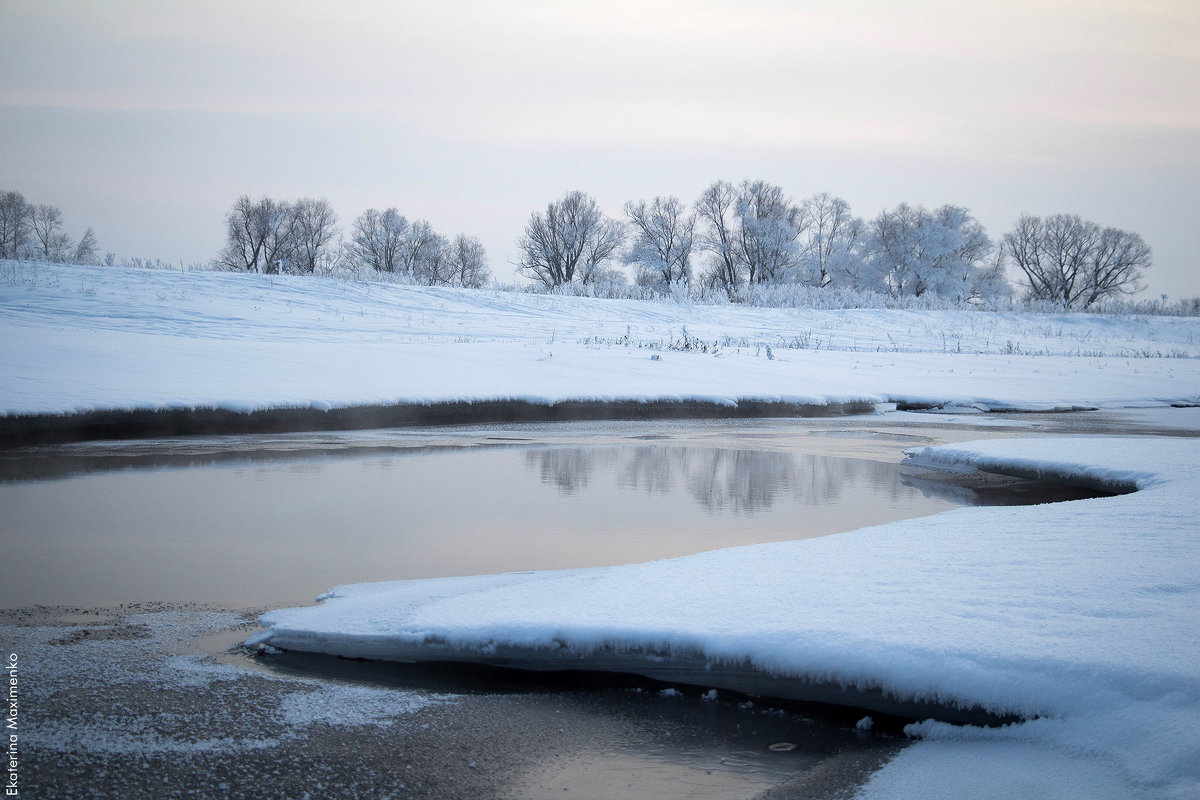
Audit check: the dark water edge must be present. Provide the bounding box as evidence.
[0,398,877,447]
[258,643,1017,727]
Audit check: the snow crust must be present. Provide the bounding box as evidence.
[256,436,1200,799]
[2,262,1197,416]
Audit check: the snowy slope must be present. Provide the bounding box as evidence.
[2,261,1197,417]
[255,436,1200,799]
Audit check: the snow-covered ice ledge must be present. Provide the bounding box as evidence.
[253,436,1199,798]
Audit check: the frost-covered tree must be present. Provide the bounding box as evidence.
[921,204,996,301]
[260,200,300,274]
[0,190,31,259]
[735,180,803,285]
[29,203,74,263]
[216,195,337,274]
[444,234,491,288]
[623,195,695,291]
[579,265,630,297]
[400,219,447,283]
[348,207,409,273]
[1003,213,1150,309]
[290,198,339,274]
[414,236,452,286]
[797,193,865,289]
[864,203,921,296]
[865,203,998,301]
[517,191,625,289]
[73,226,99,265]
[694,180,803,292]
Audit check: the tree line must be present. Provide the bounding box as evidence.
[517,182,1152,311]
[0,190,99,265]
[214,195,491,289]
[4,183,1157,312]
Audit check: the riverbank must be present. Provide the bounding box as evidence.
[3,262,1197,440]
[0,398,877,447]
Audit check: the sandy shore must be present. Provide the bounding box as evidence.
[2,602,906,800]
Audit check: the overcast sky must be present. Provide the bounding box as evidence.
[2,0,1197,298]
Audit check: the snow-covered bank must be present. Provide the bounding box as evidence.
[2,262,1197,423]
[254,436,1200,799]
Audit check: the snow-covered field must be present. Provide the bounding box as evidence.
[4,261,1200,798]
[1,261,1197,416]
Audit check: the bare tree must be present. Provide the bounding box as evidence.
[29,203,74,262]
[445,234,491,288]
[623,195,695,291]
[259,199,299,274]
[348,208,409,273]
[694,180,803,291]
[517,191,625,289]
[0,190,31,259]
[291,198,339,274]
[216,195,275,272]
[1003,213,1150,309]
[694,181,743,293]
[1086,226,1152,308]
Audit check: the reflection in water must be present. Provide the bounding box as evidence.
[2,429,1073,609]
[527,447,617,494]
[527,446,907,515]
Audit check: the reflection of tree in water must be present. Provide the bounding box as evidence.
[617,446,677,494]
[527,445,909,514]
[525,447,616,494]
[681,449,801,513]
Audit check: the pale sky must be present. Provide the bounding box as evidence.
[2,0,1198,298]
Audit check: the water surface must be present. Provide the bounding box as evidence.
[2,420,1024,608]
